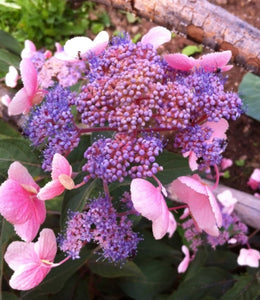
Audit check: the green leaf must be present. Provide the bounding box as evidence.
[1,292,19,300]
[0,49,20,69]
[156,151,191,185]
[182,45,203,56]
[220,273,260,300]
[0,120,20,138]
[21,247,92,299]
[88,258,144,278]
[119,260,177,300]
[60,177,101,228]
[0,30,22,55]
[0,137,44,179]
[169,267,233,300]
[238,73,260,121]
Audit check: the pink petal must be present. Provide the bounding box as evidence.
[34,228,57,262]
[51,153,72,179]
[178,245,190,273]
[20,59,38,96]
[237,248,260,268]
[199,51,232,72]
[5,66,19,88]
[37,179,64,201]
[9,263,51,291]
[152,198,170,240]
[8,88,31,115]
[221,158,233,170]
[8,161,39,191]
[4,241,38,270]
[204,118,229,141]
[1,94,11,106]
[92,31,109,55]
[167,212,177,237]
[63,36,93,59]
[171,176,222,236]
[141,26,172,49]
[217,190,237,215]
[0,179,35,224]
[21,40,36,59]
[164,53,195,71]
[130,179,162,221]
[247,169,260,190]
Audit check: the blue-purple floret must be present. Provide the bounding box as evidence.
[58,196,141,263]
[82,133,164,183]
[24,85,79,171]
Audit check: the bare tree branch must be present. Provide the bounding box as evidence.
[89,0,260,75]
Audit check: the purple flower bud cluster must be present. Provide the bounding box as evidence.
[182,210,248,252]
[58,196,141,263]
[38,57,86,89]
[174,125,226,169]
[82,133,164,183]
[24,85,79,170]
[30,51,46,72]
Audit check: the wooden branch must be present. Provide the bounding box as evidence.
[167,180,260,230]
[90,0,260,75]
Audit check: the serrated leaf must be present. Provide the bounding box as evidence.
[156,151,191,185]
[21,247,92,299]
[169,267,233,300]
[60,177,101,228]
[0,138,44,179]
[0,30,22,55]
[238,73,260,121]
[88,258,144,278]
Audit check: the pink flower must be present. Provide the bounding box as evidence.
[21,40,37,59]
[8,58,45,116]
[0,162,46,242]
[247,168,260,190]
[178,245,190,273]
[4,228,57,290]
[141,26,172,49]
[164,50,233,72]
[170,175,222,236]
[237,248,260,268]
[55,31,109,61]
[5,66,19,88]
[217,190,237,215]
[184,118,229,171]
[38,153,75,201]
[130,178,176,240]
[220,158,233,170]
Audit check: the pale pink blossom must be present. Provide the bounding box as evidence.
[220,158,233,170]
[21,40,37,59]
[8,58,45,116]
[247,168,260,190]
[237,248,260,268]
[38,153,75,201]
[164,50,233,72]
[217,190,237,215]
[55,31,109,61]
[1,94,11,106]
[130,178,177,240]
[5,66,19,88]
[141,26,172,49]
[170,174,222,236]
[4,229,57,290]
[0,162,46,242]
[184,118,229,171]
[178,245,190,273]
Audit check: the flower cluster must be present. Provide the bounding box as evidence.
[58,196,141,263]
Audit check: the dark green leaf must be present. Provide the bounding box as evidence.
[21,247,92,299]
[0,30,22,55]
[0,120,20,138]
[1,292,19,300]
[238,73,260,121]
[156,151,191,185]
[0,49,20,69]
[88,257,144,278]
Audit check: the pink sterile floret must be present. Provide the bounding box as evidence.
[5,66,19,88]
[141,26,172,49]
[217,189,237,215]
[170,174,222,236]
[247,168,260,190]
[0,162,46,242]
[8,58,45,116]
[55,31,109,62]
[237,248,260,268]
[38,153,75,201]
[4,228,57,290]
[130,178,176,240]
[164,50,233,72]
[177,245,190,273]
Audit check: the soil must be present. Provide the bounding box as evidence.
[87,0,260,195]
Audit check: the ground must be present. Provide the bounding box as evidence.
[87,0,260,195]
